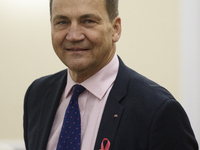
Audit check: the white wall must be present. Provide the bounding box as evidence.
[0,0,65,140]
[181,0,200,143]
[118,0,180,99]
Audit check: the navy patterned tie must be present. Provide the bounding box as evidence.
[56,84,85,150]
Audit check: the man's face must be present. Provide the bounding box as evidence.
[51,0,121,81]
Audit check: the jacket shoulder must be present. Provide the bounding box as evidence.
[129,68,175,102]
[24,69,67,106]
[31,69,67,87]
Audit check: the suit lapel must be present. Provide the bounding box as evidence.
[94,97,125,150]
[36,70,68,150]
[94,57,131,150]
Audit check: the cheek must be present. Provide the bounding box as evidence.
[52,31,66,47]
[90,32,107,49]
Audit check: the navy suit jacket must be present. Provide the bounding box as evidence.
[24,57,198,150]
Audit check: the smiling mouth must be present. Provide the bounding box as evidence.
[66,48,89,51]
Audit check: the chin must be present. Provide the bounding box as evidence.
[68,62,89,71]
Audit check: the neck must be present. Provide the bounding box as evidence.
[69,52,116,83]
[69,69,92,83]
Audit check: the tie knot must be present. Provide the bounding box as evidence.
[72,84,85,98]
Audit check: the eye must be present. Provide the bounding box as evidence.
[81,19,97,27]
[58,21,67,25]
[54,20,69,30]
[85,20,95,24]
[82,19,96,25]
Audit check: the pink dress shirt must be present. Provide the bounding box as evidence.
[46,54,119,150]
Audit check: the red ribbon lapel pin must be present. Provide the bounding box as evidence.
[101,138,110,150]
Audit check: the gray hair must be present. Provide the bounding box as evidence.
[49,0,119,21]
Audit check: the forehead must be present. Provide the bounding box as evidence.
[52,0,107,17]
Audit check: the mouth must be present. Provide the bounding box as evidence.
[66,47,89,51]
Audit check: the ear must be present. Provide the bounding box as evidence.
[112,16,121,42]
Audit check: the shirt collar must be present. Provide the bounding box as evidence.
[64,54,119,100]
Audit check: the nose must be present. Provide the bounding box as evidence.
[66,23,85,42]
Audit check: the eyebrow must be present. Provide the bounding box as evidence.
[52,14,102,22]
[79,14,102,21]
[52,15,69,22]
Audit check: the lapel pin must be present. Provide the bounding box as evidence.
[101,138,110,150]
[114,114,118,118]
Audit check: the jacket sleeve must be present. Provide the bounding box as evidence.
[23,82,33,150]
[148,99,198,150]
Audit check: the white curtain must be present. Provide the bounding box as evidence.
[181,0,200,143]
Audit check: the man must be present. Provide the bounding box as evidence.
[23,0,198,149]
